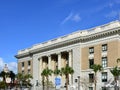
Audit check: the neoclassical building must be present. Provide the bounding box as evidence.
[15,20,120,90]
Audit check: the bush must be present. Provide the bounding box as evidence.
[0,81,6,89]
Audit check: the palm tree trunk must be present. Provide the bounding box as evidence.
[94,73,97,90]
[66,74,69,90]
[46,76,49,90]
[42,76,45,90]
[115,77,119,90]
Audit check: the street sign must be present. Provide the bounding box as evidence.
[55,76,61,89]
[55,77,61,85]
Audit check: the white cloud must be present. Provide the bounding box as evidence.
[71,14,81,22]
[0,57,17,74]
[61,12,81,24]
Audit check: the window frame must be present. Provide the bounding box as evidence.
[22,62,24,67]
[102,57,107,68]
[102,44,107,52]
[28,61,31,66]
[101,72,107,82]
[89,59,94,68]
[89,47,94,54]
[89,73,94,83]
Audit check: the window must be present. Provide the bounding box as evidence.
[102,72,107,82]
[22,62,24,67]
[28,61,31,66]
[89,59,94,68]
[28,69,31,74]
[102,57,107,68]
[89,74,94,83]
[89,87,93,90]
[89,47,94,54]
[22,70,24,74]
[102,44,107,52]
[102,87,107,90]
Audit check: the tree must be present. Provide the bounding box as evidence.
[61,64,74,90]
[91,64,102,90]
[110,66,120,90]
[110,58,120,90]
[0,71,6,81]
[41,68,53,90]
[24,74,33,87]
[54,66,61,76]
[9,71,15,83]
[16,73,33,88]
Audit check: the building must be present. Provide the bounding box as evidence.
[15,20,120,90]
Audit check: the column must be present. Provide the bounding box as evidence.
[58,53,61,69]
[68,50,73,85]
[68,50,72,67]
[48,55,52,82]
[48,55,51,69]
[39,57,42,83]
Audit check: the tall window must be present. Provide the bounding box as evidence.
[28,69,31,74]
[89,73,94,83]
[89,47,94,54]
[28,61,31,66]
[102,44,107,52]
[22,62,24,67]
[102,72,107,82]
[89,59,94,68]
[22,70,24,74]
[102,57,107,68]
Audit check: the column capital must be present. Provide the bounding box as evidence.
[67,49,72,52]
[38,57,42,61]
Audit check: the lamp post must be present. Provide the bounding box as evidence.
[78,76,80,90]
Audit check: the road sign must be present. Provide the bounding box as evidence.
[55,77,61,85]
[55,77,61,89]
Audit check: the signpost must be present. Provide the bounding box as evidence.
[55,76,61,89]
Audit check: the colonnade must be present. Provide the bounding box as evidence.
[38,50,73,86]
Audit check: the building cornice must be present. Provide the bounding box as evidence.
[15,21,120,59]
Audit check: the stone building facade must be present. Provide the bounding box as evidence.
[15,20,120,90]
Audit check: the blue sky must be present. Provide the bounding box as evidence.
[0,0,120,73]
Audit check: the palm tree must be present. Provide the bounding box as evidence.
[110,66,120,90]
[9,71,15,83]
[54,66,61,76]
[61,64,74,90]
[91,64,102,90]
[116,58,120,64]
[41,68,53,90]
[0,71,6,81]
[24,74,33,87]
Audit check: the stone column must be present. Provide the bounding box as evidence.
[58,53,61,70]
[48,55,52,82]
[48,55,51,69]
[68,50,73,85]
[39,57,42,83]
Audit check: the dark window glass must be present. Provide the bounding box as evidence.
[89,47,94,54]
[89,87,93,90]
[28,61,31,66]
[28,69,31,74]
[89,74,94,83]
[22,70,24,74]
[22,62,24,67]
[102,44,107,52]
[89,59,94,68]
[102,72,107,82]
[102,57,107,68]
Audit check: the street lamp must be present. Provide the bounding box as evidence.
[78,76,80,90]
